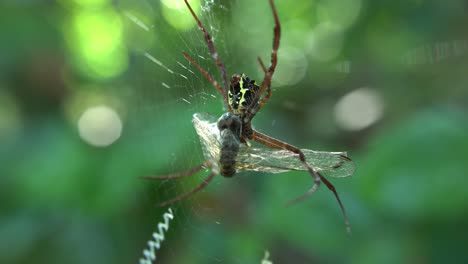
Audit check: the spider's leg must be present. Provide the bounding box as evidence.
[251,129,351,233]
[141,161,207,180]
[257,56,267,73]
[317,174,351,234]
[262,0,281,82]
[256,57,272,110]
[158,171,217,207]
[251,130,321,196]
[184,0,230,109]
[248,0,281,119]
[183,52,225,98]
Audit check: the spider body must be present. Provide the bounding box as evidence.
[228,74,260,115]
[144,0,354,233]
[228,73,259,141]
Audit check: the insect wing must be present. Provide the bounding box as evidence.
[192,112,355,178]
[192,113,221,163]
[235,145,355,178]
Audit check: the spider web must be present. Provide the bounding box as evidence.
[120,0,386,263]
[123,1,267,263]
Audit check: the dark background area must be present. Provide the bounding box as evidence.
[1,0,468,263]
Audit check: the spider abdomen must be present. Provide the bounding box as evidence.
[217,113,242,177]
[228,73,260,114]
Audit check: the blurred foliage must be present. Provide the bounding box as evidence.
[1,0,468,263]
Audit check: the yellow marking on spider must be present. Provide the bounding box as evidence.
[238,87,249,110]
[236,73,251,110]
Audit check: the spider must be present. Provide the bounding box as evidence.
[144,0,355,232]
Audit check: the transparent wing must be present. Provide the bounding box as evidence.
[192,112,355,178]
[192,112,221,163]
[235,146,355,177]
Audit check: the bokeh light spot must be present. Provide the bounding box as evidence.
[317,0,362,30]
[77,105,123,147]
[66,8,128,79]
[73,0,109,8]
[306,22,344,62]
[161,0,200,30]
[334,87,384,131]
[273,47,308,87]
[58,0,109,9]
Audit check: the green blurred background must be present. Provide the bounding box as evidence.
[1,0,468,263]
